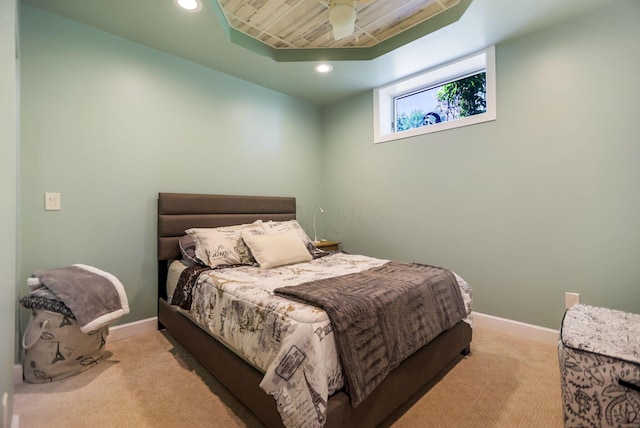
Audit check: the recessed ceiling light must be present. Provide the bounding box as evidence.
[314,64,333,73]
[175,0,202,12]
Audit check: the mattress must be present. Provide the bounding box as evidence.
[166,253,473,427]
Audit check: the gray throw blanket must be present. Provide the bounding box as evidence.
[274,261,467,406]
[27,264,130,333]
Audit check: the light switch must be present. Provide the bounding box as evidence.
[45,192,61,211]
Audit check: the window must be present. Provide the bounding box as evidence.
[374,46,496,143]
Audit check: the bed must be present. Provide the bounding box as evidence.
[157,192,473,428]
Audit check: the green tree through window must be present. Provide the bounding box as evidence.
[437,72,486,121]
[396,109,428,132]
[394,72,486,132]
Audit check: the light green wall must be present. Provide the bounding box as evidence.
[321,1,640,329]
[15,0,640,348]
[19,5,323,328]
[1,0,18,418]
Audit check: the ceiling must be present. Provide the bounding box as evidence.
[20,0,614,106]
[216,0,462,51]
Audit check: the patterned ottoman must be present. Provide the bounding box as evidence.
[558,304,640,427]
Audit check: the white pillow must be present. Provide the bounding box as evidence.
[242,229,313,269]
[186,221,263,268]
[262,220,315,251]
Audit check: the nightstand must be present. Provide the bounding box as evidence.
[313,240,340,252]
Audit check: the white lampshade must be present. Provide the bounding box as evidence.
[332,23,355,40]
[328,1,356,40]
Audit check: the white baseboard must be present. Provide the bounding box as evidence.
[13,365,22,387]
[104,313,558,346]
[471,312,559,345]
[109,313,557,346]
[107,317,158,343]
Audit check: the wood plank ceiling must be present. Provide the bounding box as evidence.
[217,0,461,49]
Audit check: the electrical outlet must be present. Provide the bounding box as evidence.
[565,292,580,309]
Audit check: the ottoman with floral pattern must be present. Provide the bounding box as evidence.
[558,304,640,427]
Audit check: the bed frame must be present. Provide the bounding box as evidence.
[157,192,472,428]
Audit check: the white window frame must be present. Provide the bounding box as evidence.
[373,46,496,144]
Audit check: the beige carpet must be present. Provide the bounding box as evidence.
[14,326,563,427]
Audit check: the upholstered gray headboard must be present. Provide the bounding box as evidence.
[157,192,296,300]
[157,192,297,261]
